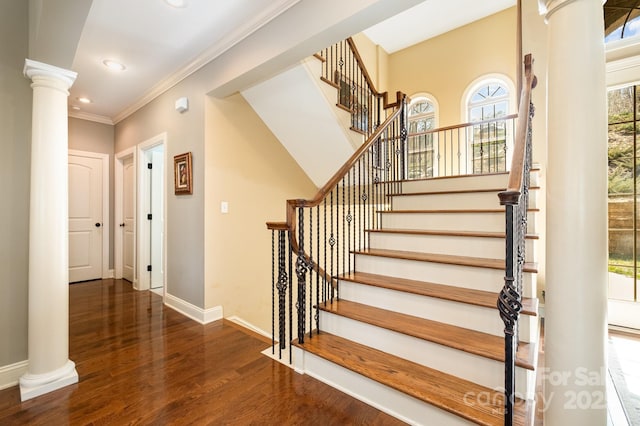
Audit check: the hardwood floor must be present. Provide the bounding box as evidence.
[0,279,403,425]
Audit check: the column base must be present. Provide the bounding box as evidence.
[19,360,78,401]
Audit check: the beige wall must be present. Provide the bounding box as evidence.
[115,54,316,329]
[388,7,518,127]
[69,118,115,269]
[351,32,390,94]
[0,0,31,367]
[204,94,316,332]
[115,69,206,307]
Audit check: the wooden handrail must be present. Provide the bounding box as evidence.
[499,54,536,205]
[345,38,405,110]
[346,37,380,97]
[280,98,406,288]
[289,102,405,211]
[266,222,288,231]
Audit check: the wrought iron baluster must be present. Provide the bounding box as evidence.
[274,229,288,361]
[342,177,346,278]
[296,208,307,344]
[287,229,293,364]
[330,190,335,302]
[315,205,320,330]
[323,198,327,305]
[309,208,313,338]
[271,230,274,349]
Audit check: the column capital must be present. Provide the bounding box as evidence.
[23,59,77,90]
[539,0,606,20]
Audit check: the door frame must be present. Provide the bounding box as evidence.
[136,133,167,292]
[68,149,110,279]
[114,146,136,282]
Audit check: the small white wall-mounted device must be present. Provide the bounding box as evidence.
[175,97,189,113]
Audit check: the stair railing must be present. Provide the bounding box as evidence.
[497,54,536,426]
[407,114,519,179]
[316,38,404,140]
[267,96,408,362]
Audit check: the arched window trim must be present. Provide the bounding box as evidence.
[408,92,439,129]
[461,75,516,174]
[461,74,516,122]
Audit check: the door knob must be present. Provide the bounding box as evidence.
[120,223,125,227]
[95,223,102,228]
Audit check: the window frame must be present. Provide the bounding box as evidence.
[462,75,516,174]
[406,93,439,179]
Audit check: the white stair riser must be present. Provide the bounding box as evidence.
[293,346,474,426]
[392,190,538,210]
[368,232,536,262]
[400,171,539,194]
[339,280,538,343]
[319,312,535,399]
[401,174,508,193]
[380,211,537,233]
[354,254,536,298]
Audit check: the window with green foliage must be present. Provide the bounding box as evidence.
[607,86,639,302]
[407,97,436,179]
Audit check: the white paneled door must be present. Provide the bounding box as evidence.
[69,154,103,283]
[123,156,135,282]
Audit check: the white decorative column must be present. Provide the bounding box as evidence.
[541,0,608,424]
[19,59,79,401]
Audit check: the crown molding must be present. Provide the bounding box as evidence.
[113,0,301,124]
[69,110,114,125]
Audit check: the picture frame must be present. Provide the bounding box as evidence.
[174,152,193,195]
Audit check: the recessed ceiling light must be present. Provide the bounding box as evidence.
[103,59,126,71]
[71,106,81,111]
[77,97,92,104]
[164,0,187,8]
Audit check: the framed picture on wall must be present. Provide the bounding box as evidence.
[174,152,192,195]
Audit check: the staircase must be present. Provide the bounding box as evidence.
[265,39,538,425]
[289,172,539,425]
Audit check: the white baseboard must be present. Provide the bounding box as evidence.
[227,316,272,340]
[164,293,223,325]
[103,269,114,279]
[0,360,28,391]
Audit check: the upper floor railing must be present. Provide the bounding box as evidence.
[406,114,518,179]
[316,38,403,140]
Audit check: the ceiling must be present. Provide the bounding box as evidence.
[363,0,515,53]
[67,0,517,124]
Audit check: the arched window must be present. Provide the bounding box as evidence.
[407,95,438,179]
[464,77,514,174]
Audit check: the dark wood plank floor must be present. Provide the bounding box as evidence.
[0,279,404,425]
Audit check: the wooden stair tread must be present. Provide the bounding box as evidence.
[338,271,538,316]
[366,228,539,240]
[389,186,541,197]
[354,248,538,273]
[320,75,339,89]
[295,332,533,426]
[380,208,540,213]
[319,300,535,370]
